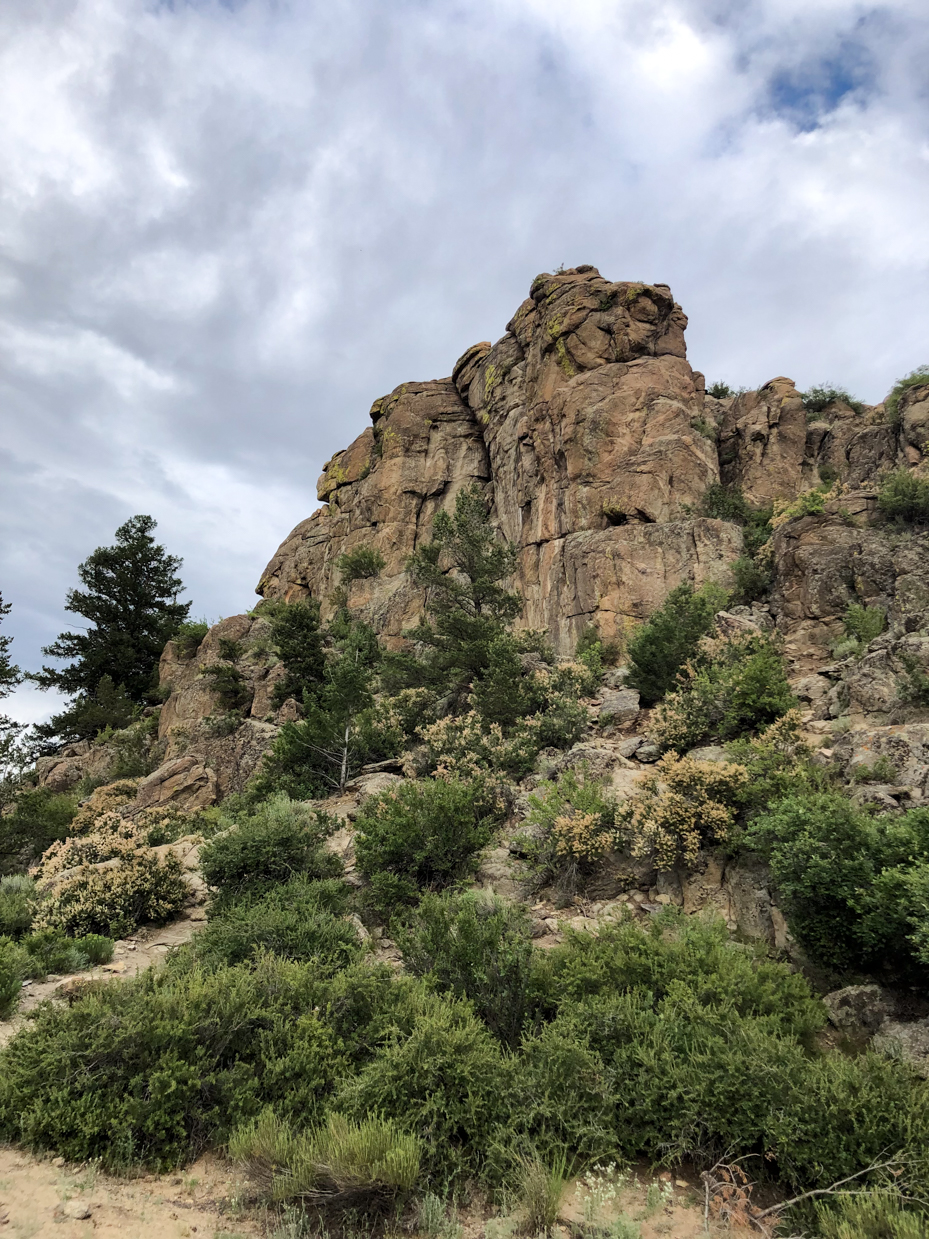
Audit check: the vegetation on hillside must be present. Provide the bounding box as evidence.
[3,484,929,1235]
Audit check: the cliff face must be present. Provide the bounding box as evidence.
[257,267,743,652]
[255,265,919,655]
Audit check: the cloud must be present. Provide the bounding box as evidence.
[1,0,928,723]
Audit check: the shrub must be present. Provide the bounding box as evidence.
[337,994,512,1185]
[844,602,886,646]
[885,364,929,426]
[746,795,929,979]
[0,954,347,1168]
[199,796,340,904]
[515,1152,569,1236]
[193,879,360,974]
[801,385,865,416]
[172,619,209,659]
[354,778,501,913]
[0,874,37,938]
[337,546,386,583]
[0,937,25,1019]
[698,484,773,556]
[730,553,772,605]
[524,770,617,896]
[79,933,115,965]
[617,753,748,870]
[851,756,899,784]
[397,891,534,1048]
[651,631,795,752]
[707,381,733,399]
[625,582,728,706]
[0,788,77,876]
[230,1110,420,1207]
[36,851,189,939]
[898,653,929,707]
[19,929,89,978]
[877,469,929,524]
[816,1188,928,1238]
[724,711,828,818]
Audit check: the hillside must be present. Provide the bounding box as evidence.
[3,266,929,1238]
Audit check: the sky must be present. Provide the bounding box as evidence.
[2,0,929,725]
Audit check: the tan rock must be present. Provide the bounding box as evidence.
[718,377,808,505]
[133,757,218,812]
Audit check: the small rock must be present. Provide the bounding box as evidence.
[873,1018,929,1077]
[52,1156,65,1168]
[675,1179,689,1188]
[634,744,661,763]
[618,736,644,758]
[62,1201,91,1220]
[685,745,728,763]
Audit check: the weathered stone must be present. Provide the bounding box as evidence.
[718,378,809,505]
[598,688,640,725]
[873,1018,929,1077]
[822,984,892,1036]
[634,744,661,762]
[685,745,728,763]
[132,756,217,812]
[617,736,644,758]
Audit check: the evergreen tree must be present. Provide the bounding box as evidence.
[31,516,190,747]
[0,593,24,775]
[266,599,326,707]
[260,607,396,796]
[387,484,521,701]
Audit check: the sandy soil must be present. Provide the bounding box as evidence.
[0,1148,259,1239]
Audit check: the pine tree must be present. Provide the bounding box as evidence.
[388,484,521,701]
[0,592,24,774]
[31,516,190,746]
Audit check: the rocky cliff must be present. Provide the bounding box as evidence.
[255,265,921,657]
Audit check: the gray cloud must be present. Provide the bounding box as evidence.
[2,0,929,722]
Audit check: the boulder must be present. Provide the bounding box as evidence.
[598,688,640,725]
[132,757,217,812]
[873,1018,929,1077]
[822,984,892,1036]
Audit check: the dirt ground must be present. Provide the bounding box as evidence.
[0,1148,259,1239]
[0,1147,755,1239]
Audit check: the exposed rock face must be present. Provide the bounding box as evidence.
[257,268,742,653]
[718,378,809,505]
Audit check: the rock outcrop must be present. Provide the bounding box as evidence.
[257,268,743,653]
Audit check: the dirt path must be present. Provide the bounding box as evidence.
[0,1148,259,1239]
[0,909,206,1049]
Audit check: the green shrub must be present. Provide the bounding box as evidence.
[337,994,511,1185]
[37,851,189,939]
[898,653,929,707]
[730,553,772,604]
[199,796,341,905]
[230,1109,420,1206]
[397,891,534,1048]
[514,1151,569,1235]
[337,546,387,583]
[844,602,886,646]
[746,795,929,979]
[801,385,865,416]
[816,1188,928,1238]
[0,937,25,1019]
[0,788,77,876]
[0,954,346,1168]
[878,469,929,524]
[0,874,37,938]
[625,582,728,706]
[19,929,89,978]
[524,769,617,896]
[79,933,115,965]
[851,756,899,784]
[885,364,929,426]
[698,485,772,556]
[172,620,210,659]
[354,778,501,914]
[652,630,796,752]
[193,878,360,974]
[725,710,828,818]
[707,381,733,399]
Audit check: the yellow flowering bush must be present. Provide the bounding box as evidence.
[617,753,749,870]
[34,850,189,938]
[68,780,140,835]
